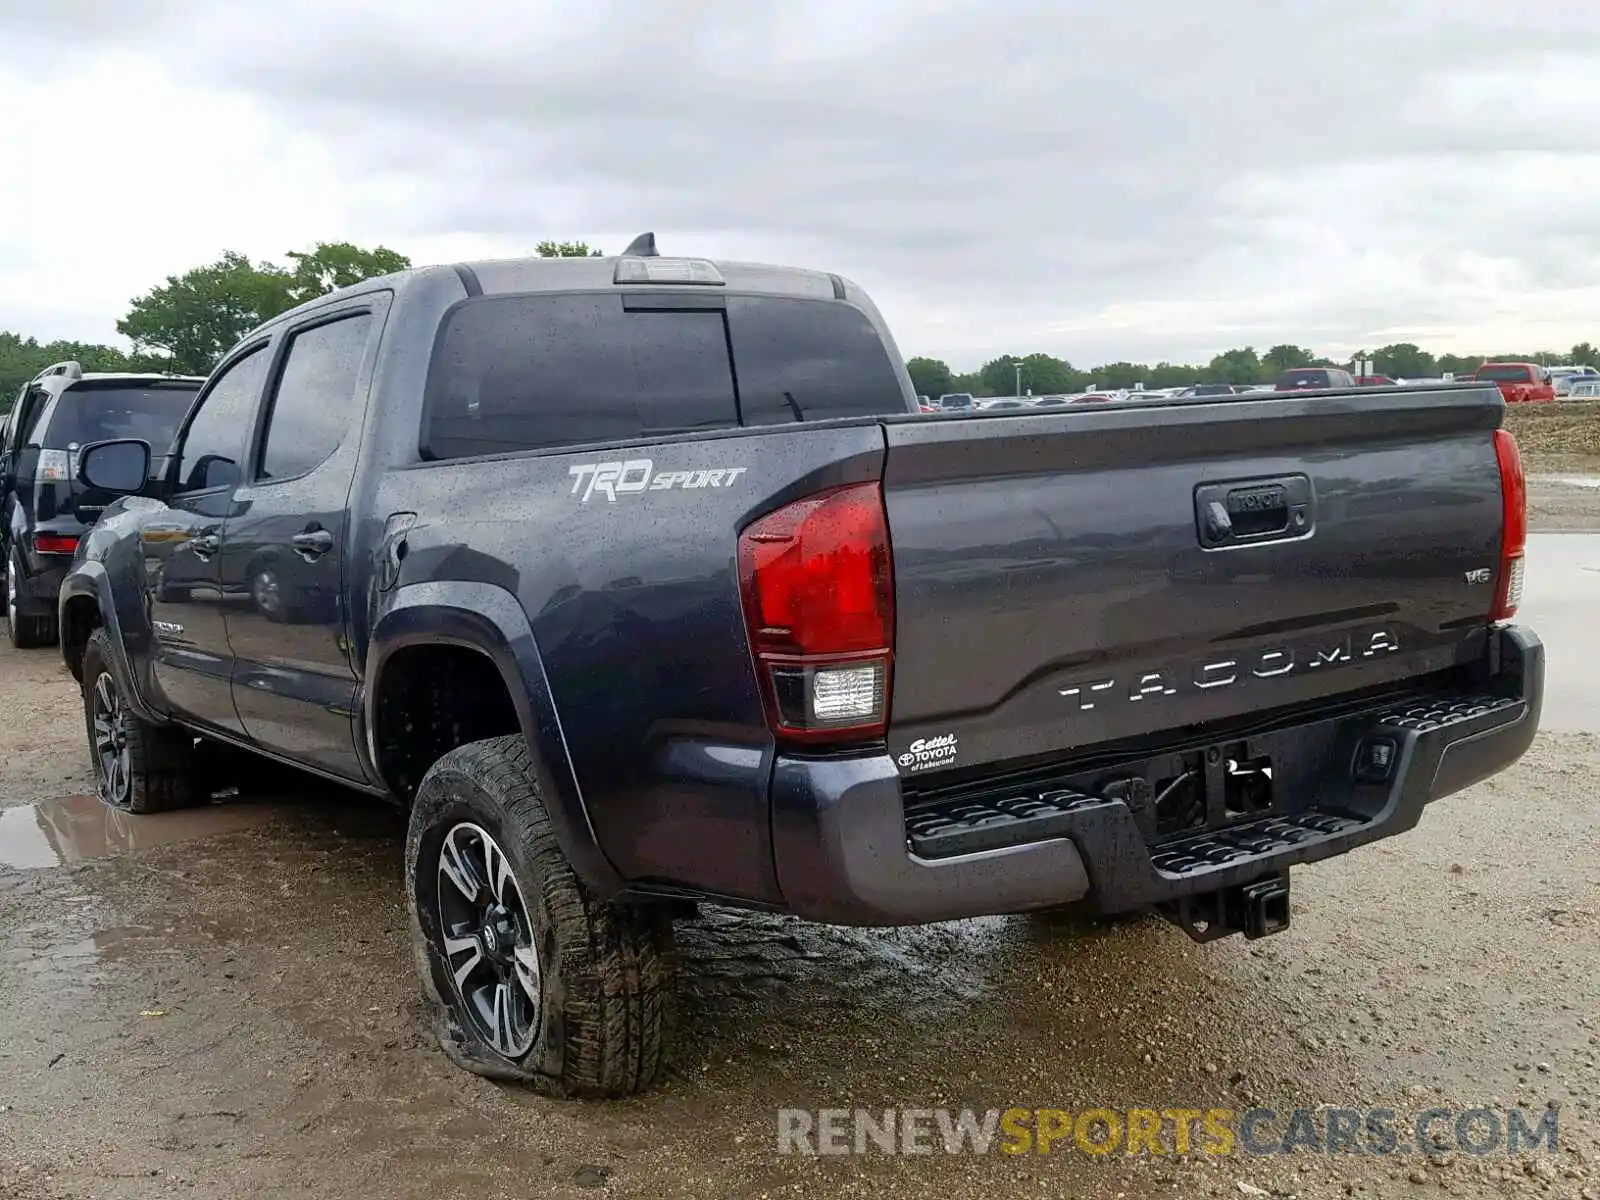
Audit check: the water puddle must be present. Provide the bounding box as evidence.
[0,794,286,870]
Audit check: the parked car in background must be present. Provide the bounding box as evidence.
[1273,367,1356,392]
[1173,384,1253,398]
[1355,374,1397,386]
[1566,379,1600,400]
[936,392,975,412]
[1470,363,1555,404]
[1,363,202,647]
[1546,366,1599,396]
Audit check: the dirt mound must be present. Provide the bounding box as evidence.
[1504,402,1600,465]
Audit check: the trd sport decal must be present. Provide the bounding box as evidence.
[568,459,748,502]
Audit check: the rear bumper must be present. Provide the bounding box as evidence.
[770,625,1542,926]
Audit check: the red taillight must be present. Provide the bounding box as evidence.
[1492,428,1526,621]
[34,533,79,555]
[738,482,894,743]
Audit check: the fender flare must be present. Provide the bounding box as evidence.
[57,561,172,725]
[365,581,623,898]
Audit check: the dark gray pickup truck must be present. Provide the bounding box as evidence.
[55,240,1542,1097]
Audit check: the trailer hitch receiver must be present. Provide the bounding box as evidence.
[1159,871,1291,943]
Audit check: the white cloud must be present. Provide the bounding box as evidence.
[0,49,355,342]
[3,0,1600,368]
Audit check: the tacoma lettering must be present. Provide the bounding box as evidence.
[1058,629,1402,710]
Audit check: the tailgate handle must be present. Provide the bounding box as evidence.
[1195,475,1313,549]
[1226,484,1289,535]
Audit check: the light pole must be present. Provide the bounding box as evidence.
[1014,362,1022,398]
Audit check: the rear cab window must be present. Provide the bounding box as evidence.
[1474,365,1535,383]
[43,384,198,451]
[421,291,908,460]
[726,295,908,425]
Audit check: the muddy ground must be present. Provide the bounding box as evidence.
[1,483,1598,1200]
[1525,452,1600,532]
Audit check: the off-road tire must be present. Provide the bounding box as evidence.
[81,628,197,813]
[406,734,675,1098]
[6,548,57,649]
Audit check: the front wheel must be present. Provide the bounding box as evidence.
[406,735,675,1097]
[81,628,197,812]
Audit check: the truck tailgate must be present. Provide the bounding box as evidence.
[882,387,1507,776]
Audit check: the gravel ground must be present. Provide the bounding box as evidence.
[1525,452,1600,532]
[0,479,1597,1200]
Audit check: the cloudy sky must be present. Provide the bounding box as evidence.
[3,0,1600,369]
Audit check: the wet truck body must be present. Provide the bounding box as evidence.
[61,254,1541,946]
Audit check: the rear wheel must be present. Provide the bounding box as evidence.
[81,628,197,813]
[5,547,57,649]
[406,735,675,1097]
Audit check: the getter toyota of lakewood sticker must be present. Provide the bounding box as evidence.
[897,734,958,772]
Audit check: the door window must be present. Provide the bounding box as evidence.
[257,313,373,481]
[173,347,268,493]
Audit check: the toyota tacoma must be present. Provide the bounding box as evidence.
[55,237,1542,1097]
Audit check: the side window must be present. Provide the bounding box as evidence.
[727,296,909,425]
[173,348,268,494]
[14,387,49,447]
[423,294,737,460]
[257,312,373,480]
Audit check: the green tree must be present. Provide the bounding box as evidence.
[0,332,143,412]
[536,241,604,257]
[1437,354,1480,378]
[1570,342,1598,367]
[284,241,410,303]
[117,241,408,375]
[1146,361,1200,389]
[1262,344,1316,376]
[977,354,1022,397]
[949,370,983,395]
[1010,353,1079,395]
[1094,361,1147,390]
[905,356,953,399]
[1370,343,1435,379]
[117,251,294,375]
[1204,346,1263,385]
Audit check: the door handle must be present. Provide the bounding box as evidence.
[191,533,220,557]
[291,528,334,557]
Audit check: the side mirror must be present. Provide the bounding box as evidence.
[78,439,152,494]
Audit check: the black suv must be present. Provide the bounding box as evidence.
[1,362,202,647]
